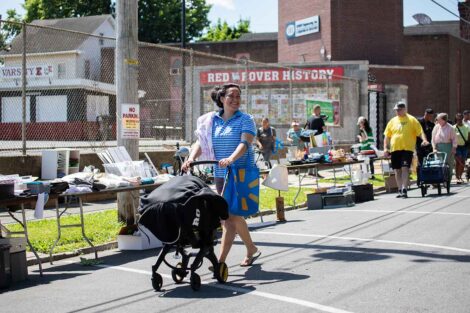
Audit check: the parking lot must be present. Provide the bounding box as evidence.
[2,184,470,313]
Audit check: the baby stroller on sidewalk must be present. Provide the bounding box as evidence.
[138,161,229,291]
[418,151,451,197]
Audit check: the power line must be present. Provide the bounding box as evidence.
[429,0,470,25]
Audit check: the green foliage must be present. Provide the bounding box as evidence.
[0,9,22,51]
[24,0,112,22]
[138,0,211,43]
[199,18,250,42]
[7,210,123,254]
[22,0,211,44]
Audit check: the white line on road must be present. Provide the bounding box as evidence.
[253,231,470,254]
[80,263,354,313]
[314,209,470,217]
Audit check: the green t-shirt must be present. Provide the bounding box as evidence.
[359,129,375,151]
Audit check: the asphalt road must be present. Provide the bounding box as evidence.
[2,184,470,313]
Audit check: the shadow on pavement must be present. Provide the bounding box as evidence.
[249,241,470,263]
[2,248,161,292]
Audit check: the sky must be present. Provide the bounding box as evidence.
[0,0,462,33]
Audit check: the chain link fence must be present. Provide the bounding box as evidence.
[0,18,363,156]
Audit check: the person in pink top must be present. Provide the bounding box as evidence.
[432,113,457,181]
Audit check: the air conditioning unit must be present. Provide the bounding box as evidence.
[170,68,181,76]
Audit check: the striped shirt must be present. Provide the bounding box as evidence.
[212,110,256,178]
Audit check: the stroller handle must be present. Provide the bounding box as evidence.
[189,160,219,167]
[425,151,447,164]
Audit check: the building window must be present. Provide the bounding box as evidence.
[1,96,31,123]
[36,96,67,122]
[99,32,104,46]
[58,63,66,79]
[86,95,109,122]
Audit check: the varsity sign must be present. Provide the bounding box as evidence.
[199,67,344,85]
[0,65,53,78]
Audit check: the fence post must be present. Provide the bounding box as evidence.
[189,49,194,143]
[244,60,249,113]
[21,21,27,156]
[289,67,293,121]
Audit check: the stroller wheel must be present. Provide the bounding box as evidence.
[151,273,163,291]
[190,273,201,291]
[171,263,186,284]
[216,262,229,283]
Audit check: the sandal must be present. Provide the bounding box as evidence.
[240,250,261,267]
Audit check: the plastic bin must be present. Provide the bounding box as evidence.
[307,193,324,210]
[322,192,355,209]
[0,238,28,283]
[352,184,374,202]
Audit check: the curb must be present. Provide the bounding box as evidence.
[27,241,118,266]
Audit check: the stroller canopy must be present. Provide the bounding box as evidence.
[139,175,228,244]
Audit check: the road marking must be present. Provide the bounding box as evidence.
[315,209,470,217]
[253,231,470,254]
[83,263,354,313]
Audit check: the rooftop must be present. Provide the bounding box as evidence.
[1,15,114,55]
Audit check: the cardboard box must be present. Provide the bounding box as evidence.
[385,174,399,193]
[117,225,162,250]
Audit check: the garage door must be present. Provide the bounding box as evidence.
[36,95,67,122]
[1,96,31,123]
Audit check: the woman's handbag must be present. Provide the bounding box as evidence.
[223,164,260,217]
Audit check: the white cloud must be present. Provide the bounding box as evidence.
[206,0,236,10]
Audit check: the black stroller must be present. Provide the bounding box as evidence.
[138,162,229,291]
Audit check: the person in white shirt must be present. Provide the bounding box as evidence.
[463,110,470,128]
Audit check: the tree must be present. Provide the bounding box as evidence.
[199,18,250,42]
[0,9,22,51]
[138,0,211,43]
[24,0,112,22]
[22,0,211,44]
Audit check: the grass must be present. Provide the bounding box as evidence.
[7,188,308,254]
[7,210,124,254]
[259,186,308,211]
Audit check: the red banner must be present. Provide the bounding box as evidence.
[199,67,344,85]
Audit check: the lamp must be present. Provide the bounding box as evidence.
[262,164,289,222]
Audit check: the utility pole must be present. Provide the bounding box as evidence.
[21,21,27,156]
[116,0,139,225]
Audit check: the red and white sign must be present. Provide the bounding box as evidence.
[121,104,140,139]
[0,65,53,79]
[199,67,344,85]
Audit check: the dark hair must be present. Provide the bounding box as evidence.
[362,118,372,133]
[210,83,241,108]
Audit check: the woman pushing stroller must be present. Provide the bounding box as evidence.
[182,83,261,267]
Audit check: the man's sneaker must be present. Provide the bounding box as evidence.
[396,190,403,198]
[402,188,408,198]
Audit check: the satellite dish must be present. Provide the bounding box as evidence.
[413,13,432,25]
